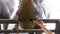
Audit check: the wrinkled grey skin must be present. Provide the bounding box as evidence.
[0,0,17,30]
[4,0,15,15]
[0,0,10,19]
[4,0,18,19]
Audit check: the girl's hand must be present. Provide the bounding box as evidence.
[37,21,44,27]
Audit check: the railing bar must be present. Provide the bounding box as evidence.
[0,29,55,33]
[0,19,59,23]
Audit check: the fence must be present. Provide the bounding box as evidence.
[0,19,60,34]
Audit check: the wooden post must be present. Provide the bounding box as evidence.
[55,20,60,34]
[0,24,1,30]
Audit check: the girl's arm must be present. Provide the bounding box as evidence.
[37,21,52,34]
[33,20,52,34]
